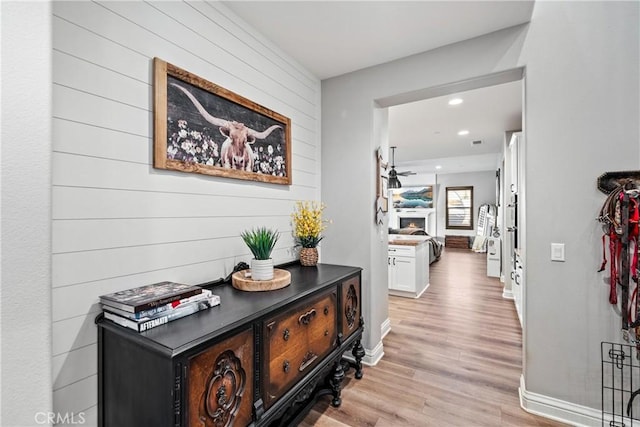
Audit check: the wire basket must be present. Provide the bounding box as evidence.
[603,341,640,426]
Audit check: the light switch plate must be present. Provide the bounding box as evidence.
[551,243,565,262]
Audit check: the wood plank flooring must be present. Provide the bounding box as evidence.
[300,248,567,426]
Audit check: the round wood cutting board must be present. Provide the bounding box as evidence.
[231,268,291,292]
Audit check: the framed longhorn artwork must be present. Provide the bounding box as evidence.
[153,58,292,185]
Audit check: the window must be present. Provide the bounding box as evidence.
[446,186,474,230]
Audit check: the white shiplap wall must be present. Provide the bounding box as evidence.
[51,1,321,423]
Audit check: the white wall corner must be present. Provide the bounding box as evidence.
[362,340,384,366]
[519,375,601,427]
[381,317,391,340]
[1,2,54,425]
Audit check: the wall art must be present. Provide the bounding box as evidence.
[392,186,434,209]
[376,147,389,213]
[153,58,292,185]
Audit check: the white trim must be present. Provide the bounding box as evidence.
[389,283,430,299]
[362,340,384,366]
[503,288,514,299]
[381,317,391,340]
[416,283,430,298]
[519,375,601,426]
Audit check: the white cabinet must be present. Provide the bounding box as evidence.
[505,131,525,331]
[390,255,415,293]
[512,251,523,328]
[509,133,520,194]
[388,242,429,298]
[486,237,501,278]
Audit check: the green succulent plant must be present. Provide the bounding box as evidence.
[241,227,279,260]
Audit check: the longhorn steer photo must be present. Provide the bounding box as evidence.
[153,58,291,185]
[170,83,282,172]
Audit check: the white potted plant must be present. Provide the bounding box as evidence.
[241,227,279,280]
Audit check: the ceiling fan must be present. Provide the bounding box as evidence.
[388,146,415,189]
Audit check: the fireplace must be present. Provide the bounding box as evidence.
[400,217,425,229]
[393,208,436,236]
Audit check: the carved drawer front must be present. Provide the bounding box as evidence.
[187,327,253,427]
[340,275,361,339]
[263,290,337,408]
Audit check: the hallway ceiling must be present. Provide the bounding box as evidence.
[223,1,534,81]
[224,1,531,171]
[390,80,523,172]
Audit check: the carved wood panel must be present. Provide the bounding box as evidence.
[341,276,361,339]
[187,327,253,427]
[263,290,337,409]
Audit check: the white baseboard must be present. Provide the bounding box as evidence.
[388,283,429,299]
[362,340,384,366]
[503,288,514,299]
[381,317,391,340]
[342,328,386,368]
[519,375,601,426]
[416,283,430,298]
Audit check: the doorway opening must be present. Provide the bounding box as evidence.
[380,68,527,379]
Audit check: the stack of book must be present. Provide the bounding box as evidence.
[100,281,220,332]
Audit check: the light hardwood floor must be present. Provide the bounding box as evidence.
[300,248,567,426]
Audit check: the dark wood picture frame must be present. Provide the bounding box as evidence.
[153,58,292,185]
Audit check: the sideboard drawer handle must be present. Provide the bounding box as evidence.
[283,328,290,341]
[324,306,329,315]
[299,351,318,372]
[298,309,317,325]
[283,360,290,373]
[324,329,329,336]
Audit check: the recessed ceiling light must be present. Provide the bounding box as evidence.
[435,165,442,170]
[448,98,463,106]
[458,130,469,136]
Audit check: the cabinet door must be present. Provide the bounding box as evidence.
[340,275,361,339]
[187,327,254,427]
[513,255,524,328]
[393,256,415,292]
[388,256,396,290]
[263,290,337,409]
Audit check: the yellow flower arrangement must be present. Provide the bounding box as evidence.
[291,201,328,248]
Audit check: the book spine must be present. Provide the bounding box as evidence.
[101,288,203,313]
[139,288,202,311]
[104,296,220,333]
[103,311,145,332]
[103,295,219,323]
[102,290,213,320]
[138,299,212,332]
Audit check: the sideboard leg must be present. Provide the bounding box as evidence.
[330,358,345,407]
[352,339,365,380]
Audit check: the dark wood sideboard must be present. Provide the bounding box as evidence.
[96,263,364,427]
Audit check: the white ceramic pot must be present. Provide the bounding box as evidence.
[251,258,274,281]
